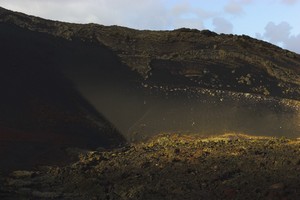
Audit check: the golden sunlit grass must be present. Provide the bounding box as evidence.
[5,131,300,199]
[147,132,276,145]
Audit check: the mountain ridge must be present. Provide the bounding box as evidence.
[0,7,300,199]
[0,7,300,171]
[1,6,299,100]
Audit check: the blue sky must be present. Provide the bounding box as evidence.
[0,0,299,53]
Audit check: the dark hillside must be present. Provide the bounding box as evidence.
[0,7,299,100]
[0,7,299,171]
[0,22,130,171]
[0,7,300,200]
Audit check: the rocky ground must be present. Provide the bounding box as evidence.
[2,133,300,199]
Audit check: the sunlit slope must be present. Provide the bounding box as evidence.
[3,133,300,199]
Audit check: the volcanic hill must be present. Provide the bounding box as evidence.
[0,7,299,171]
[1,6,300,200]
[1,7,300,100]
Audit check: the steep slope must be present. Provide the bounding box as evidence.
[1,7,300,199]
[0,7,299,154]
[0,7,299,100]
[0,11,132,171]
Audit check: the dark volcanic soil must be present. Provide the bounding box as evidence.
[0,6,299,154]
[0,7,300,199]
[2,134,300,200]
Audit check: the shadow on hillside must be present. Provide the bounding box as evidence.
[0,22,142,171]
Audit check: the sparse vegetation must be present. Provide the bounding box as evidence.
[3,133,300,199]
[1,7,300,200]
[1,6,299,100]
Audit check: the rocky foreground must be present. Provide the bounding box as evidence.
[2,134,300,199]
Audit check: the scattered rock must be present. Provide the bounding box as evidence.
[269,183,285,190]
[11,171,36,178]
[2,134,300,199]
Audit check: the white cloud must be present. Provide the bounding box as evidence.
[224,2,244,15]
[169,1,215,30]
[285,34,300,52]
[172,18,204,30]
[257,21,300,53]
[224,0,253,15]
[264,22,292,43]
[0,0,208,30]
[0,0,167,28]
[213,17,233,34]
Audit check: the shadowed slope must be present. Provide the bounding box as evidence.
[0,7,299,100]
[0,7,299,152]
[0,22,131,171]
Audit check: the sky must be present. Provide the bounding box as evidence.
[0,0,299,53]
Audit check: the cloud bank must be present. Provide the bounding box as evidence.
[0,0,209,30]
[0,0,227,33]
[256,21,300,53]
